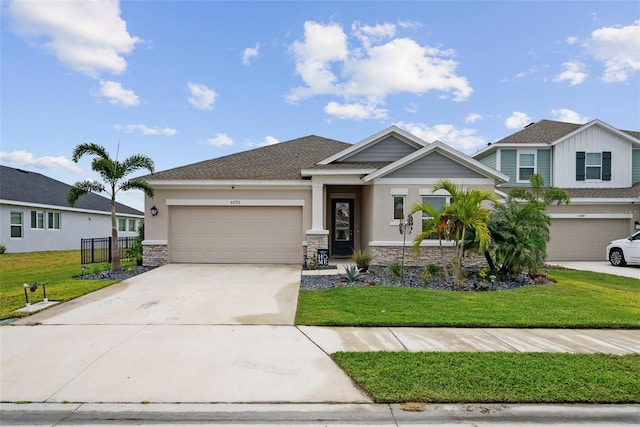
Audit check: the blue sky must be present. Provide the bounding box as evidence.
[1,0,639,211]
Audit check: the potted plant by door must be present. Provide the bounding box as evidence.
[352,249,373,272]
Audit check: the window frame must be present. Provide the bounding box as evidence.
[517,150,536,183]
[420,195,449,235]
[118,217,127,232]
[393,196,405,221]
[128,218,136,232]
[10,211,23,239]
[47,211,61,230]
[31,210,44,230]
[585,152,602,180]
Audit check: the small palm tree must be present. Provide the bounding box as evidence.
[431,180,498,283]
[410,201,451,282]
[67,143,154,271]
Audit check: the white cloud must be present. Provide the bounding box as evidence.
[287,20,472,118]
[242,42,259,66]
[113,124,177,136]
[585,20,640,83]
[566,36,579,45]
[187,82,217,110]
[553,61,587,86]
[0,150,82,173]
[97,80,139,107]
[206,133,234,147]
[259,136,280,146]
[465,113,482,124]
[550,108,591,124]
[396,121,487,153]
[505,112,532,129]
[324,101,387,120]
[8,0,140,77]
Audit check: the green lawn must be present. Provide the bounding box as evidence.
[333,352,640,403]
[296,269,640,328]
[0,251,120,320]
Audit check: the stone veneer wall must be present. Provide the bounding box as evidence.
[143,244,169,267]
[369,245,486,268]
[304,233,328,262]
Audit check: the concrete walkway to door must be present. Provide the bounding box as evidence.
[1,264,370,403]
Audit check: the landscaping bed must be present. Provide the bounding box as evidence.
[301,265,545,291]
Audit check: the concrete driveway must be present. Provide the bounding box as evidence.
[549,261,640,279]
[1,264,370,403]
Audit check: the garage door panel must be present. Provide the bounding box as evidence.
[547,219,629,261]
[170,206,302,264]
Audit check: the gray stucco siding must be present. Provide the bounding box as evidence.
[386,152,485,179]
[346,136,418,162]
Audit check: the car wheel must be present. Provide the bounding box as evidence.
[609,248,626,266]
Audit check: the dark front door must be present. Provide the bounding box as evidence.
[332,199,354,256]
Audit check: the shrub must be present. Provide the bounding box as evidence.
[421,264,440,282]
[307,254,318,270]
[352,249,373,270]
[387,263,403,277]
[0,245,5,254]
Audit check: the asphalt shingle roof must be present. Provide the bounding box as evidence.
[0,165,143,215]
[146,135,351,181]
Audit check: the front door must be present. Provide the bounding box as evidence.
[332,199,354,256]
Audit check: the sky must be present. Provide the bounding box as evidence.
[1,0,639,211]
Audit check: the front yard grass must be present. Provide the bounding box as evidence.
[332,352,640,403]
[0,251,119,320]
[296,269,640,328]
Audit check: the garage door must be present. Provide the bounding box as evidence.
[170,206,303,264]
[547,218,630,261]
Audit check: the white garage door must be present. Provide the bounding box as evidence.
[547,218,630,261]
[170,206,303,264]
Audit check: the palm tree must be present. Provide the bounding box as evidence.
[410,201,451,282]
[415,180,498,283]
[67,143,154,271]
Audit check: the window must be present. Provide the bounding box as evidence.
[118,218,126,232]
[421,196,448,233]
[47,211,60,230]
[393,196,405,220]
[128,218,136,232]
[577,151,611,181]
[10,212,23,238]
[31,211,44,229]
[518,152,535,182]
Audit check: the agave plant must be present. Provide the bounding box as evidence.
[339,264,364,283]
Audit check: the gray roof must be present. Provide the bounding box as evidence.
[0,165,143,215]
[493,119,640,145]
[146,135,351,181]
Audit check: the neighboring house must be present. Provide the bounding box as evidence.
[0,166,143,253]
[473,119,640,261]
[142,126,508,266]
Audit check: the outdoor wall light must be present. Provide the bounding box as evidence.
[150,205,158,217]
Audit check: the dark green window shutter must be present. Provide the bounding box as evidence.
[576,152,585,181]
[602,151,612,181]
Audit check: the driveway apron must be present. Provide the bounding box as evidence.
[1,264,370,403]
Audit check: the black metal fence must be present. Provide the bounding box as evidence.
[81,236,136,265]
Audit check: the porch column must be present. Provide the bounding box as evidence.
[311,181,325,231]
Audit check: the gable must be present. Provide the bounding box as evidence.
[343,135,419,162]
[385,151,485,179]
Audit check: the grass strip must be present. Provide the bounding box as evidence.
[296,269,640,328]
[332,352,640,403]
[0,251,119,320]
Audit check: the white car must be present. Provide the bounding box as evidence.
[606,231,640,266]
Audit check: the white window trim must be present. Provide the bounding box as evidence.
[118,217,127,232]
[391,194,405,224]
[10,211,23,239]
[47,211,61,230]
[517,150,537,183]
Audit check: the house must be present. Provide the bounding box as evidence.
[473,119,640,261]
[142,126,508,266]
[0,165,143,253]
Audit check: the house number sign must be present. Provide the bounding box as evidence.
[230,200,241,205]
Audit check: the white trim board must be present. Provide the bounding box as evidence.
[548,213,633,219]
[165,199,305,207]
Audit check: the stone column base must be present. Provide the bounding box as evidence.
[143,242,168,267]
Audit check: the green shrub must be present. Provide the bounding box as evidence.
[387,263,403,277]
[421,264,440,282]
[340,264,364,283]
[352,249,373,269]
[0,245,5,254]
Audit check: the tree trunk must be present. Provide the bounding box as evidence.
[111,198,121,271]
[484,250,496,271]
